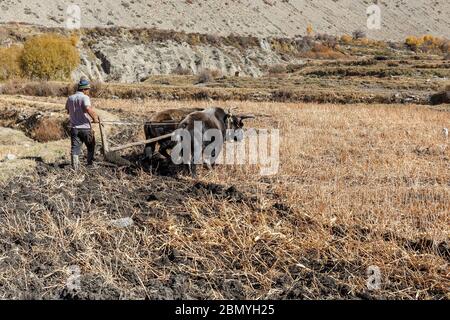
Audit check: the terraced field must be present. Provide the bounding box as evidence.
[0,93,448,299]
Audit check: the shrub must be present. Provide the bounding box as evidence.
[205,34,220,45]
[315,34,337,48]
[341,34,352,44]
[405,35,449,53]
[187,34,201,46]
[352,30,366,40]
[32,117,67,142]
[359,38,371,46]
[210,68,222,78]
[173,64,192,75]
[422,34,440,45]
[441,41,450,55]
[295,36,314,52]
[405,36,423,51]
[88,80,104,97]
[306,24,313,36]
[69,32,80,47]
[20,33,80,80]
[196,69,214,83]
[0,45,23,80]
[0,80,21,95]
[387,41,403,50]
[419,35,438,52]
[286,63,304,73]
[301,43,346,59]
[0,80,74,97]
[268,64,287,74]
[374,40,387,48]
[271,39,296,54]
[223,34,259,49]
[23,81,58,97]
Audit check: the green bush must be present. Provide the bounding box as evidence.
[20,34,80,80]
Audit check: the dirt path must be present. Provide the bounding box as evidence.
[0,95,119,122]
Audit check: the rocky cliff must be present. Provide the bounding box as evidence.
[75,30,304,82]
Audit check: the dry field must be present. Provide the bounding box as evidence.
[0,96,449,299]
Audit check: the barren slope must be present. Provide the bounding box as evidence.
[0,0,448,40]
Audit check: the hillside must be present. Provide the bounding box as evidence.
[0,0,449,40]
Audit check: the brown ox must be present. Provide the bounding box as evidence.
[144,108,203,159]
[174,107,255,177]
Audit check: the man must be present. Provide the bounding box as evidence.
[66,78,99,170]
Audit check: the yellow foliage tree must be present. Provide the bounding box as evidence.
[69,32,80,47]
[20,33,80,80]
[405,35,448,52]
[421,35,445,49]
[306,24,313,36]
[0,45,23,80]
[340,34,352,44]
[405,36,424,50]
[422,35,435,43]
[359,38,370,45]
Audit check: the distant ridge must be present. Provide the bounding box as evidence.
[0,0,448,40]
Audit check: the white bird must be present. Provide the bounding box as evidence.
[443,128,449,139]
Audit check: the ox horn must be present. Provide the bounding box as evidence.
[239,114,256,120]
[228,107,238,114]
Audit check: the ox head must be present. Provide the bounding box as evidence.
[225,108,255,142]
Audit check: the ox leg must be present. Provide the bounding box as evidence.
[159,141,173,159]
[203,146,219,171]
[188,162,197,179]
[143,125,155,159]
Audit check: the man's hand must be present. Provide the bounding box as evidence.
[87,107,100,123]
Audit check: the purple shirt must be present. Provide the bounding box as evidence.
[66,92,92,129]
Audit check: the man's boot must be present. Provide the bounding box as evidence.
[87,149,95,166]
[86,130,96,166]
[71,155,80,171]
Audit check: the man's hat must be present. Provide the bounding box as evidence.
[78,79,91,90]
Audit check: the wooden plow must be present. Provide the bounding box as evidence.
[98,118,178,166]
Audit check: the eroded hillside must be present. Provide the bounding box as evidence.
[0,0,449,40]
